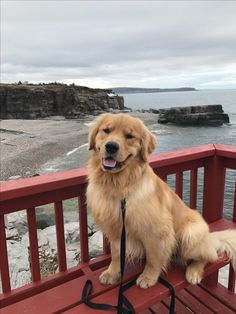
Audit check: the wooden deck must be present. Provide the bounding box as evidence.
[0,144,235,313]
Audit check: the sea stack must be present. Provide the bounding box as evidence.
[158,105,230,126]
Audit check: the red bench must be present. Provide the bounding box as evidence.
[1,144,235,313]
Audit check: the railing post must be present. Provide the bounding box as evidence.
[202,152,226,287]
[55,201,67,271]
[203,155,226,223]
[228,182,236,292]
[78,192,89,263]
[0,214,11,293]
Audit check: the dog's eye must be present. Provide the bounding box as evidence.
[103,128,110,134]
[126,133,134,139]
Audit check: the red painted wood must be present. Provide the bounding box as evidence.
[200,283,236,312]
[157,285,236,314]
[0,215,11,293]
[0,265,85,308]
[149,301,169,313]
[228,264,235,293]
[176,172,183,199]
[229,183,236,292]
[203,155,226,223]
[155,159,204,178]
[1,269,93,314]
[223,158,236,170]
[150,144,215,169]
[190,168,198,209]
[70,256,229,313]
[138,309,153,314]
[0,168,87,202]
[176,288,213,314]
[1,260,143,313]
[160,174,167,182]
[78,193,89,263]
[233,182,236,223]
[162,296,195,314]
[0,185,87,214]
[208,218,236,232]
[215,144,236,159]
[103,235,111,255]
[27,208,41,282]
[186,284,235,313]
[55,201,67,271]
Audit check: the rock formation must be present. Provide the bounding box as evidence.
[0,83,124,119]
[2,210,103,293]
[158,105,229,126]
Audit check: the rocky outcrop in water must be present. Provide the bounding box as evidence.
[158,105,229,126]
[0,83,124,119]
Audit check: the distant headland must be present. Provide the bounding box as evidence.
[111,87,197,94]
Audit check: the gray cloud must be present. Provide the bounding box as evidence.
[1,1,236,88]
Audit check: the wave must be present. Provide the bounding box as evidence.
[66,143,88,156]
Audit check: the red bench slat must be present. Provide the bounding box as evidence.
[162,297,194,314]
[186,285,235,314]
[200,283,236,312]
[176,288,213,314]
[149,301,169,314]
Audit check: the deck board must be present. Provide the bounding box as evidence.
[162,297,194,314]
[176,288,213,313]
[186,285,235,314]
[149,301,169,313]
[200,283,236,312]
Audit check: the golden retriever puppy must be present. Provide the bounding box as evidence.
[86,113,236,289]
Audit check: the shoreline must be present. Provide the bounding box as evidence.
[0,112,158,181]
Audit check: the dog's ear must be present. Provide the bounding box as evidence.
[88,114,110,150]
[140,128,157,162]
[88,122,99,150]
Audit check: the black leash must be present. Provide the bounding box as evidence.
[82,199,175,313]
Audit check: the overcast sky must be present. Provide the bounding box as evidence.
[1,1,236,89]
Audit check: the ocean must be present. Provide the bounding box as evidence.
[121,89,236,153]
[40,89,236,218]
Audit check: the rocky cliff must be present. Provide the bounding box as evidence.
[158,105,230,126]
[0,83,124,119]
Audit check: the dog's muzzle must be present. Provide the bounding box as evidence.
[105,141,120,155]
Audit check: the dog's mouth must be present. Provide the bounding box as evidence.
[102,155,132,171]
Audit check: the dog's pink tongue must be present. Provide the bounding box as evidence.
[103,158,117,168]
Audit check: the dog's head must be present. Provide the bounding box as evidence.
[88,113,156,173]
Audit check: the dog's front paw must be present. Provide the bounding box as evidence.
[136,273,157,289]
[186,264,203,285]
[99,269,120,285]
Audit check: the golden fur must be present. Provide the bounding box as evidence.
[86,113,236,288]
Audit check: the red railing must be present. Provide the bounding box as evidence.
[0,144,235,307]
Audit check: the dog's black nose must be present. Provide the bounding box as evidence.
[105,141,119,154]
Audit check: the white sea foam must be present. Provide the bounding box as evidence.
[66,143,88,156]
[151,129,173,135]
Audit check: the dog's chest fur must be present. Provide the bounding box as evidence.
[87,175,156,240]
